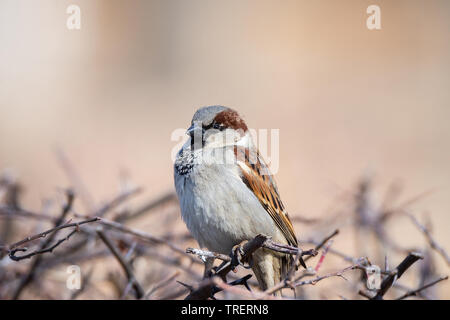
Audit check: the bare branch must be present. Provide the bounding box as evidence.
[303,229,339,263]
[116,191,177,222]
[0,206,56,222]
[408,213,450,266]
[95,187,143,218]
[145,271,181,299]
[396,276,448,300]
[186,248,231,262]
[184,234,318,300]
[186,235,317,266]
[264,257,368,296]
[12,190,75,299]
[98,217,192,259]
[314,240,334,272]
[292,263,358,287]
[7,217,100,254]
[96,229,145,299]
[372,252,424,300]
[9,229,78,261]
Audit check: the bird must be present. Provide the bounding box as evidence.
[174,105,298,292]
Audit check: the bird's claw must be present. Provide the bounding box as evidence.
[231,240,251,270]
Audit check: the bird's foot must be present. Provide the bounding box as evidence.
[231,240,252,271]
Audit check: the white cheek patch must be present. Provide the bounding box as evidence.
[235,132,253,148]
[204,130,240,148]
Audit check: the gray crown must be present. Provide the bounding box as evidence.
[191,105,228,126]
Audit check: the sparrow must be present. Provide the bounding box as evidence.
[174,105,298,292]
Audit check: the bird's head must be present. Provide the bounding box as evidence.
[187,105,249,150]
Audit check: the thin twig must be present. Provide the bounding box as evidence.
[264,257,367,296]
[7,217,100,253]
[9,229,78,261]
[314,240,334,272]
[116,192,177,222]
[96,229,145,299]
[95,187,143,218]
[0,206,56,222]
[98,217,192,259]
[144,271,181,299]
[186,248,231,262]
[408,213,450,266]
[304,229,339,262]
[12,190,75,299]
[212,277,275,300]
[396,276,448,300]
[292,263,358,287]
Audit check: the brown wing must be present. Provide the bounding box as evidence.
[234,146,298,247]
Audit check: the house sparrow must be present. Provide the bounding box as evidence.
[174,105,298,291]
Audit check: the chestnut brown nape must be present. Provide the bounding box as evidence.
[213,109,248,132]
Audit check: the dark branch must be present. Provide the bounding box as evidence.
[7,217,99,254]
[372,252,424,300]
[184,234,318,300]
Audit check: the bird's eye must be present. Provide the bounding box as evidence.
[212,122,221,130]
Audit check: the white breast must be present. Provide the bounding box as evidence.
[174,146,280,254]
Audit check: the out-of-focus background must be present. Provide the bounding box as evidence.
[0,0,449,299]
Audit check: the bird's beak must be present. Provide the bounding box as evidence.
[186,122,204,137]
[187,122,204,150]
[186,124,196,136]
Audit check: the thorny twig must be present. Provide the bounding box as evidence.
[7,217,100,259]
[96,229,145,299]
[184,234,319,299]
[187,236,318,265]
[263,257,368,296]
[10,229,78,261]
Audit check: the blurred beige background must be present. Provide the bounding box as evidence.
[0,0,449,297]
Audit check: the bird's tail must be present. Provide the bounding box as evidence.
[250,248,291,295]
